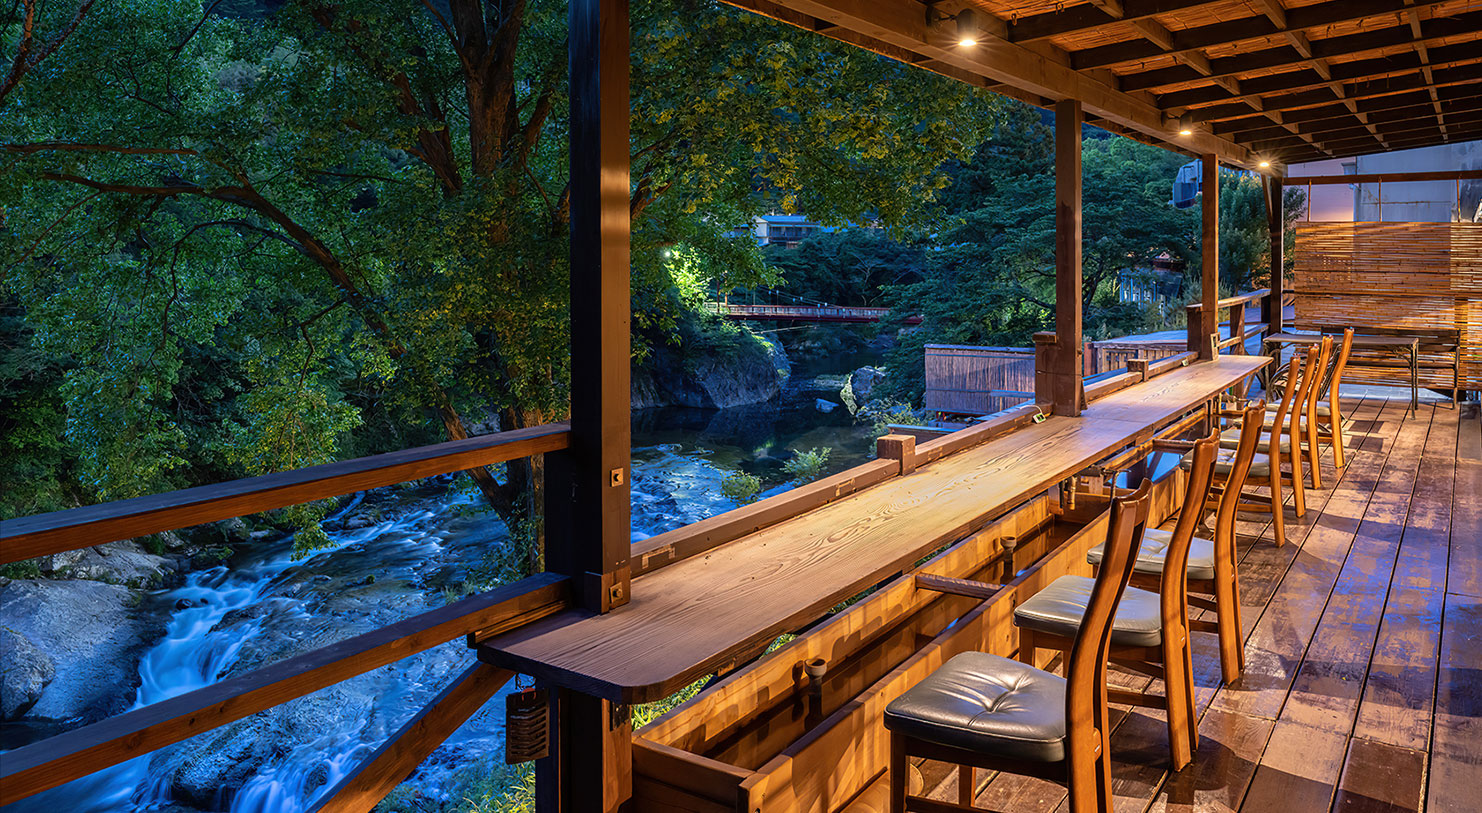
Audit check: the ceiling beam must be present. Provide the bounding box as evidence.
[1005,0,1223,43]
[1072,0,1449,71]
[720,0,1255,165]
[1160,46,1482,116]
[1117,11,1482,98]
[1215,85,1482,136]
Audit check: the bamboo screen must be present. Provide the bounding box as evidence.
[1293,222,1482,391]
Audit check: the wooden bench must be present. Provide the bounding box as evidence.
[1305,324,1462,408]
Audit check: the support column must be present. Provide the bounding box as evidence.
[561,0,631,614]
[538,0,633,809]
[1199,154,1220,359]
[1054,98,1084,415]
[1264,175,1285,338]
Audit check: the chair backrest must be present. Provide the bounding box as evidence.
[1267,352,1305,434]
[1158,432,1220,627]
[1064,480,1153,752]
[1324,328,1354,408]
[1301,336,1334,432]
[1214,401,1267,576]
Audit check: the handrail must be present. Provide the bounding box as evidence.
[1,423,571,565]
[0,573,569,805]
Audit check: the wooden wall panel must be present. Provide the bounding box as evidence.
[1293,221,1482,389]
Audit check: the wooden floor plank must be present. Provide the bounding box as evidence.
[1211,401,1426,722]
[1425,592,1482,812]
[1238,719,1349,812]
[1330,737,1427,813]
[1146,709,1274,813]
[1351,428,1455,751]
[1445,461,1482,599]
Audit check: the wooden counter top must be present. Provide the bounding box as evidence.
[477,356,1269,702]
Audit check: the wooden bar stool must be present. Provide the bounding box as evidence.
[1265,329,1354,471]
[1087,401,1265,685]
[1241,337,1329,490]
[883,482,1155,813]
[1014,437,1219,771]
[1221,348,1314,547]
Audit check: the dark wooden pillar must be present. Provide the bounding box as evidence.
[538,0,634,808]
[1198,153,1220,359]
[561,0,631,614]
[1054,98,1084,415]
[1264,175,1285,338]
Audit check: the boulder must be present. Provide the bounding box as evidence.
[0,579,165,722]
[39,541,176,588]
[632,333,786,409]
[847,366,887,403]
[0,627,54,719]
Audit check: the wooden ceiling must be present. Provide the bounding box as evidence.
[724,0,1482,171]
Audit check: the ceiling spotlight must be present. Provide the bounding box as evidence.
[1258,160,1271,169]
[957,8,979,47]
[1177,112,1194,136]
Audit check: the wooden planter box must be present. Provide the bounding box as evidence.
[631,475,1184,812]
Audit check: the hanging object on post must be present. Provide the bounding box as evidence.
[506,679,549,764]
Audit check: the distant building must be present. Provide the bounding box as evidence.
[740,214,832,248]
[1117,253,1185,308]
[1289,139,1482,222]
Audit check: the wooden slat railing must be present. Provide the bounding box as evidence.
[0,574,568,805]
[1,423,571,565]
[312,663,517,812]
[0,422,574,808]
[1186,288,1276,357]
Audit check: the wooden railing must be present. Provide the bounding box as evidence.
[0,423,574,807]
[1185,287,1279,357]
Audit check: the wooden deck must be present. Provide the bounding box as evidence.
[850,396,1482,813]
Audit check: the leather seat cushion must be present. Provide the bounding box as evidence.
[1183,448,1272,478]
[1013,575,1163,648]
[883,651,1067,762]
[1087,527,1216,581]
[1219,427,1290,452]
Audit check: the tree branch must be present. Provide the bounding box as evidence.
[5,141,198,156]
[0,0,95,107]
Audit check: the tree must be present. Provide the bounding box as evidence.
[1,0,998,537]
[879,102,1207,403]
[762,229,928,307]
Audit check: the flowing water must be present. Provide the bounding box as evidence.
[5,387,881,812]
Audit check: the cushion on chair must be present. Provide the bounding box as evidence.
[1086,527,1216,581]
[1219,427,1290,452]
[1013,575,1163,648]
[1184,448,1272,478]
[883,651,1068,762]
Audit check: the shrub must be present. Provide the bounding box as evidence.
[782,447,831,483]
[720,471,762,505]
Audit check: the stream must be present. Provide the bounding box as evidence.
[3,377,883,813]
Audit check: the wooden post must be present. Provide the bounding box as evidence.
[561,0,631,614]
[876,434,917,475]
[1199,154,1220,359]
[1034,332,1058,409]
[1055,98,1085,415]
[539,0,633,808]
[1264,175,1285,338]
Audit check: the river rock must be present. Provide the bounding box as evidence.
[0,579,163,722]
[39,540,176,588]
[632,326,787,409]
[0,627,54,719]
[847,366,887,403]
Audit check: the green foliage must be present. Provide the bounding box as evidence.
[781,447,830,482]
[763,230,928,307]
[0,559,43,580]
[869,400,921,438]
[720,470,763,505]
[632,676,708,729]
[0,0,998,527]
